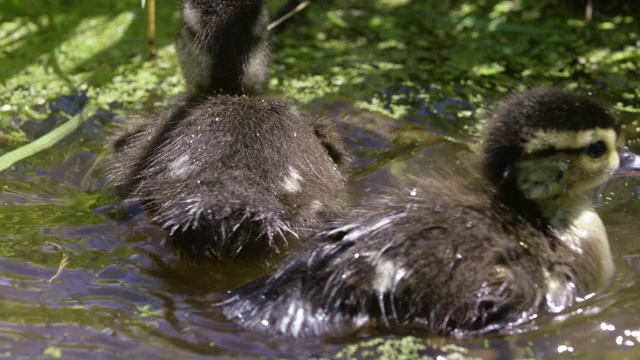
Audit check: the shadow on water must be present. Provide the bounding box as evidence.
[1,89,640,359]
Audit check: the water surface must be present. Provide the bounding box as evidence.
[1,93,640,359]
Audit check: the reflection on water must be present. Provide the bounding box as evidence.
[1,94,640,359]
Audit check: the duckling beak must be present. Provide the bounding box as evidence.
[616,147,640,177]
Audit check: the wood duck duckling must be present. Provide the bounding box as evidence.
[106,0,350,262]
[221,88,640,338]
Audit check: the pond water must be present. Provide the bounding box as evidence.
[1,92,640,359]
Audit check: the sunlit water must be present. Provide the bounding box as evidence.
[1,93,640,359]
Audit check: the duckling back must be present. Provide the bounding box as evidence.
[108,94,349,260]
[221,181,573,337]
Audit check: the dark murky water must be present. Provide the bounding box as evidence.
[1,94,640,359]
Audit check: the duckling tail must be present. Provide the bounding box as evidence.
[151,192,297,262]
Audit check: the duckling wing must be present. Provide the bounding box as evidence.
[221,238,361,338]
[222,188,575,337]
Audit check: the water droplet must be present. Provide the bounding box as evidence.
[409,188,417,196]
[557,344,574,353]
[600,322,615,331]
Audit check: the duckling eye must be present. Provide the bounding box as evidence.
[585,141,607,158]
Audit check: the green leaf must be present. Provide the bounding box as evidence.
[0,105,95,172]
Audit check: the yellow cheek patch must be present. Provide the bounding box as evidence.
[516,156,567,200]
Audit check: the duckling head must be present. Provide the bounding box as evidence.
[483,88,638,221]
[482,88,640,293]
[177,0,270,95]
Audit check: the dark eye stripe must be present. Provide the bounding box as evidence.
[528,147,582,159]
[528,142,609,159]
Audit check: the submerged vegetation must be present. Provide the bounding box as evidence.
[1,0,639,143]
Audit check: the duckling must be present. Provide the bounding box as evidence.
[176,0,270,95]
[221,88,640,337]
[106,0,350,261]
